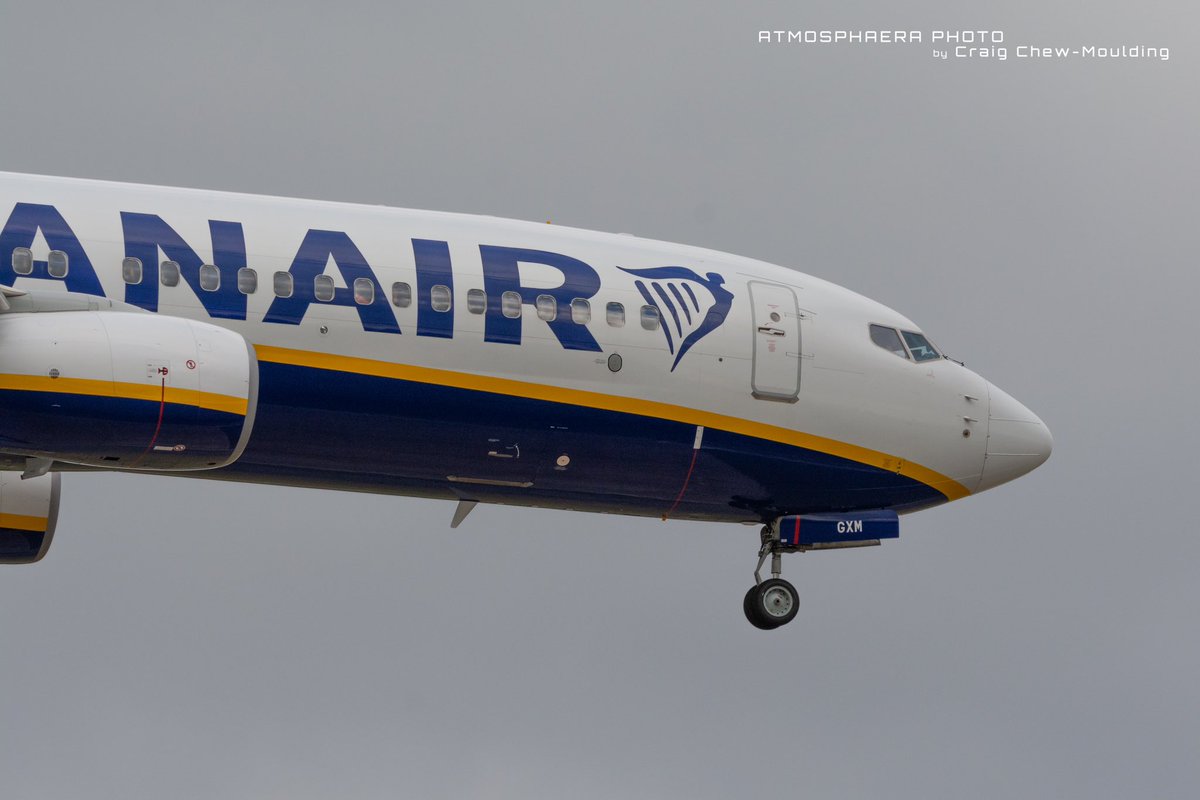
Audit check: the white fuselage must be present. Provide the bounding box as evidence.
[0,172,1051,524]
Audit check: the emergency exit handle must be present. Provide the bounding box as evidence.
[757,326,786,336]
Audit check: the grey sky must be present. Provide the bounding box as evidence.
[1,2,1196,797]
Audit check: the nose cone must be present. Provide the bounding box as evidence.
[978,382,1053,492]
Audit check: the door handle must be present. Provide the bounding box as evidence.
[757,326,785,336]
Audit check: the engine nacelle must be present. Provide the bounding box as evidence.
[0,311,258,471]
[0,471,60,564]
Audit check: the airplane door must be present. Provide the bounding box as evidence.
[749,281,801,402]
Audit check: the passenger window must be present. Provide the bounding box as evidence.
[430,284,452,312]
[273,271,294,298]
[314,274,335,302]
[536,294,557,322]
[640,305,660,330]
[161,260,181,287]
[902,330,941,362]
[47,250,68,278]
[391,281,412,307]
[606,302,625,327]
[501,290,522,319]
[571,298,591,324]
[467,288,486,314]
[237,268,257,295]
[199,264,220,292]
[122,257,143,285]
[353,277,374,305]
[869,324,908,359]
[11,247,33,275]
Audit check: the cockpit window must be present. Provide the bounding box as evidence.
[869,324,908,359]
[902,331,940,362]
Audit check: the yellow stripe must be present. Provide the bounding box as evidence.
[0,512,48,532]
[255,345,971,501]
[0,374,248,416]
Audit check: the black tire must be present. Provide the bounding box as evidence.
[752,578,799,628]
[743,584,781,630]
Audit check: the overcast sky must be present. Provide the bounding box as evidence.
[1,2,1197,798]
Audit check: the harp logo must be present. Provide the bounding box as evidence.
[619,266,734,371]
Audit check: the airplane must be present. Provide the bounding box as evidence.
[0,172,1051,629]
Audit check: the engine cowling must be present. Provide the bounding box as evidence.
[0,311,258,471]
[0,471,60,564]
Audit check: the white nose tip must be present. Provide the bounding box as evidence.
[978,382,1053,492]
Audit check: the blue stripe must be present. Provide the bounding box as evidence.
[0,389,245,468]
[0,529,46,563]
[216,363,947,521]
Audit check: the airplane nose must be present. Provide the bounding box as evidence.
[978,382,1053,492]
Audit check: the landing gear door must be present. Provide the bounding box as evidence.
[749,281,800,402]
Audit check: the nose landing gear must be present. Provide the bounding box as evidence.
[742,511,898,628]
[743,525,799,630]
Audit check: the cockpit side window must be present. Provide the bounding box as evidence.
[870,324,908,359]
[901,331,940,362]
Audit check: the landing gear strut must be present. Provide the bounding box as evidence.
[744,524,799,629]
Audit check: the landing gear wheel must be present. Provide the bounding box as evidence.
[743,585,778,630]
[744,578,799,629]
